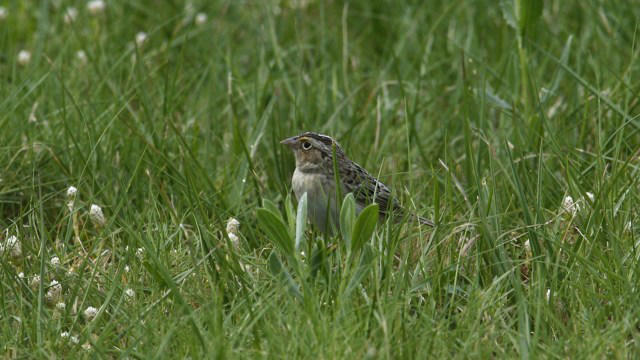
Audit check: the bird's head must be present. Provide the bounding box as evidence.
[280,132,344,171]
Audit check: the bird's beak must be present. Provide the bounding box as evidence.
[280,136,297,147]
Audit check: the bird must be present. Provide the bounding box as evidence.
[281,131,434,234]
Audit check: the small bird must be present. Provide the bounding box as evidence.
[281,131,434,234]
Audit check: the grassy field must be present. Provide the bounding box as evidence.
[1,0,639,358]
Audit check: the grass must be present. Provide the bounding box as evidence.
[1,0,639,358]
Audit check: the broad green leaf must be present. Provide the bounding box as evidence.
[284,193,296,237]
[351,203,379,253]
[295,193,307,251]
[339,193,356,247]
[268,252,302,299]
[257,208,293,256]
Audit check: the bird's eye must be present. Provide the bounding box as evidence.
[301,141,312,150]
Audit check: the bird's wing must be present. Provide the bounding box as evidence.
[340,161,400,214]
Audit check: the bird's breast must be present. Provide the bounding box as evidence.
[292,168,329,201]
[292,168,339,233]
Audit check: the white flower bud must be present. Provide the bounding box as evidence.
[66,186,78,198]
[135,32,147,47]
[1,235,22,258]
[228,232,239,247]
[226,218,240,235]
[87,0,105,15]
[124,288,135,299]
[30,275,41,289]
[76,50,87,64]
[46,280,63,303]
[83,306,98,321]
[50,256,61,266]
[561,196,579,215]
[195,13,207,25]
[17,50,31,66]
[89,204,106,226]
[64,7,78,23]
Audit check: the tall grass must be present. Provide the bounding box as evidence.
[0,0,639,358]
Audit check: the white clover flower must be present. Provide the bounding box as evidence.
[135,32,147,47]
[82,342,92,350]
[87,0,105,15]
[228,232,239,247]
[66,186,78,211]
[56,302,66,310]
[0,6,7,20]
[124,288,135,299]
[60,331,70,339]
[70,335,79,344]
[51,256,61,266]
[46,280,63,303]
[89,204,106,226]
[124,265,130,273]
[76,50,87,64]
[195,13,207,25]
[67,186,78,198]
[17,50,31,66]
[561,195,579,215]
[64,7,78,23]
[18,272,25,279]
[30,275,41,289]
[523,239,531,255]
[135,248,144,260]
[83,306,98,321]
[1,235,22,258]
[226,218,240,235]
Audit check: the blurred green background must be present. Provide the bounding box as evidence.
[0,0,639,358]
